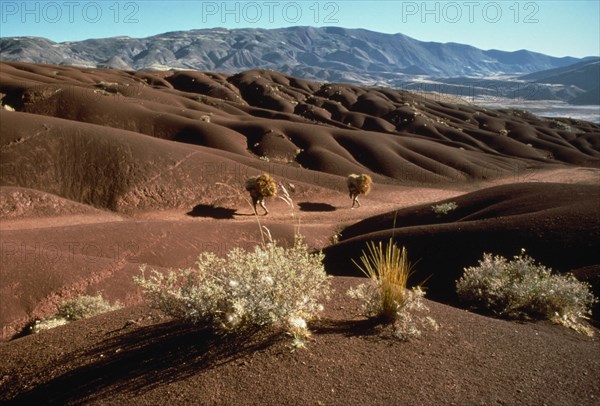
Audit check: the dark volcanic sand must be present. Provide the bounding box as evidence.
[1,62,599,404]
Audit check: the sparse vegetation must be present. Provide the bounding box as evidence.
[32,294,121,333]
[548,119,572,132]
[134,237,331,347]
[431,201,458,215]
[349,239,412,322]
[347,239,435,340]
[94,81,122,96]
[456,249,597,335]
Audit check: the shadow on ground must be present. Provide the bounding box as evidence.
[298,202,337,212]
[187,204,237,219]
[9,321,281,404]
[7,317,390,404]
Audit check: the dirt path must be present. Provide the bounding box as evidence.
[1,167,597,234]
[0,212,126,231]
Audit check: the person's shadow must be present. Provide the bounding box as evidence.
[298,202,337,212]
[187,204,237,219]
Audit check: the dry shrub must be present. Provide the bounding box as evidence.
[32,294,121,333]
[134,237,331,347]
[347,239,435,340]
[431,201,458,215]
[457,249,597,335]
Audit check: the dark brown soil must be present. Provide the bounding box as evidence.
[1,277,599,406]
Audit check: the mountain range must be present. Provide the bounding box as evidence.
[1,26,598,104]
[521,58,600,105]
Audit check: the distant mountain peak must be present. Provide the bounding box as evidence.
[3,26,595,105]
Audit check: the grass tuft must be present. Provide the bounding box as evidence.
[347,239,436,340]
[352,239,412,322]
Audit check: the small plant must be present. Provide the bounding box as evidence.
[94,81,122,96]
[351,239,412,322]
[431,201,458,215]
[134,237,331,346]
[330,233,341,245]
[32,294,121,333]
[347,239,434,340]
[31,317,70,333]
[548,119,572,132]
[456,249,597,335]
[391,287,435,340]
[56,294,121,321]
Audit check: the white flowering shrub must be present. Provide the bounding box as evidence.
[56,294,121,321]
[32,294,121,333]
[134,238,331,345]
[348,284,434,341]
[393,289,440,340]
[31,317,69,333]
[456,250,597,335]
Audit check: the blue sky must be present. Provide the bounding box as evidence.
[1,1,599,57]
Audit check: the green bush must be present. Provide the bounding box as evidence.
[456,250,597,335]
[134,238,331,347]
